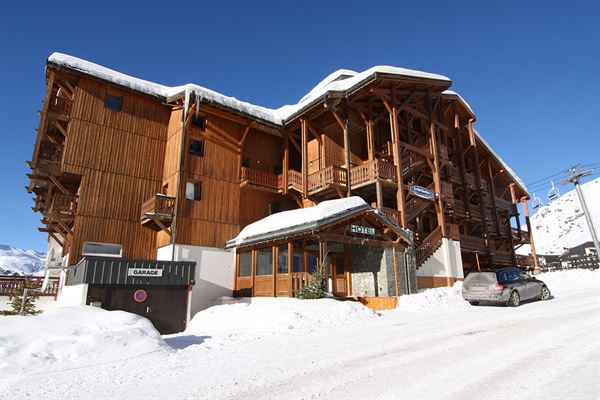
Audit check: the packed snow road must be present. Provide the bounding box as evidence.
[1,270,598,400]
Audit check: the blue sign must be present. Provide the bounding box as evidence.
[409,185,435,201]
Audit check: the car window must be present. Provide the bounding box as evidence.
[497,270,521,283]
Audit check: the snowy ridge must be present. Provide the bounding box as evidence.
[0,244,46,276]
[517,178,600,256]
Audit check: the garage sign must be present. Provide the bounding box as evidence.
[128,268,163,277]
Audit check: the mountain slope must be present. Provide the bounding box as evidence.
[517,178,600,256]
[0,245,46,276]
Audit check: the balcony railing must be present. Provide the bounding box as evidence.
[440,181,453,199]
[515,254,535,267]
[48,193,78,216]
[291,272,309,297]
[402,155,426,178]
[512,228,530,244]
[47,96,73,117]
[0,276,60,297]
[38,141,64,163]
[240,167,279,190]
[140,194,175,221]
[308,166,347,192]
[379,207,400,225]
[416,226,443,267]
[493,251,514,266]
[446,223,460,241]
[351,159,397,186]
[496,197,517,215]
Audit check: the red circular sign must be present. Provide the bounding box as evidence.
[133,289,147,303]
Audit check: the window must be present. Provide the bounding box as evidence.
[277,244,289,274]
[185,181,202,201]
[82,242,122,258]
[238,252,252,277]
[192,115,206,130]
[104,94,122,111]
[307,254,318,274]
[292,241,305,273]
[189,139,205,157]
[256,248,273,276]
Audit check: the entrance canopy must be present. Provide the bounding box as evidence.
[226,197,413,250]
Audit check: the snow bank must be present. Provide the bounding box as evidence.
[536,268,600,291]
[397,281,467,311]
[185,298,379,336]
[0,306,167,375]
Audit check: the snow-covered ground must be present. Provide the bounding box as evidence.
[518,177,600,256]
[1,269,598,400]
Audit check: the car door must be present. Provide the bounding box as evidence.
[523,274,541,300]
[509,269,528,298]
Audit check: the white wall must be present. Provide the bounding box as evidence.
[157,244,234,319]
[416,239,464,279]
[0,296,57,313]
[56,284,88,307]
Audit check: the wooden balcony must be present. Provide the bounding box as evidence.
[440,181,454,200]
[459,234,488,252]
[512,228,530,244]
[446,223,460,241]
[307,165,346,193]
[515,254,535,267]
[43,193,78,220]
[379,207,400,225]
[35,141,64,175]
[351,159,397,187]
[140,194,175,230]
[402,154,426,178]
[240,167,280,191]
[493,251,514,266]
[437,143,449,161]
[405,193,433,223]
[496,197,517,215]
[47,95,73,118]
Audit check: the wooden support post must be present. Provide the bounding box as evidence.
[390,106,406,227]
[376,180,383,210]
[301,120,308,198]
[251,249,256,297]
[272,246,277,297]
[288,241,293,297]
[521,198,539,270]
[470,136,489,250]
[283,130,289,194]
[366,121,375,161]
[486,159,502,236]
[429,121,447,237]
[343,116,351,197]
[234,252,239,292]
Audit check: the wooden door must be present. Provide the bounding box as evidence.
[332,254,347,297]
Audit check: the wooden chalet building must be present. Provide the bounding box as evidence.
[27,53,533,322]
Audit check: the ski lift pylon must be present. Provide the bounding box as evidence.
[532,193,542,209]
[547,181,560,201]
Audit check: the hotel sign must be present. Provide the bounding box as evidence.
[350,224,376,236]
[409,185,435,201]
[128,268,163,277]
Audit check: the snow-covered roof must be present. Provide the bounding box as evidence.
[227,197,411,248]
[47,53,450,126]
[442,90,475,117]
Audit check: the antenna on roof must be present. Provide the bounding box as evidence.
[532,193,542,209]
[547,181,560,201]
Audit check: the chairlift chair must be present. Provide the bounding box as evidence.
[532,193,542,209]
[547,181,560,201]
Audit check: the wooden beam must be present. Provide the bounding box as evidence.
[48,232,64,248]
[301,119,308,198]
[154,219,172,237]
[289,134,302,154]
[31,70,56,167]
[47,175,69,195]
[53,121,68,137]
[57,221,73,236]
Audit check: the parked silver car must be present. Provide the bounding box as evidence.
[462,267,551,306]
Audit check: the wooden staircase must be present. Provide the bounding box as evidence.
[415,226,444,268]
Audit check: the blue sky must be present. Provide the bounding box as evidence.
[1,1,598,251]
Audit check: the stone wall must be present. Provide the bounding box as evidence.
[349,246,417,297]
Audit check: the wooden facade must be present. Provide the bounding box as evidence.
[27,54,532,293]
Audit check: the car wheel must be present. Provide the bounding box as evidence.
[540,286,551,301]
[508,291,520,307]
[469,301,479,306]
